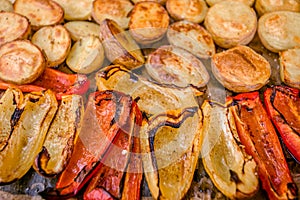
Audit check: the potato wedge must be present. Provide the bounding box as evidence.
[167,20,215,59]
[99,19,144,70]
[52,0,93,20]
[129,1,169,44]
[166,0,208,23]
[0,0,13,12]
[14,0,64,29]
[146,45,210,88]
[0,11,31,46]
[0,88,23,151]
[33,95,84,177]
[204,1,257,49]
[64,21,100,41]
[258,11,300,52]
[200,101,258,199]
[205,0,255,7]
[0,90,57,184]
[279,48,300,89]
[92,0,133,29]
[140,107,202,199]
[211,46,271,93]
[255,0,300,16]
[0,40,46,85]
[32,25,71,67]
[66,36,104,74]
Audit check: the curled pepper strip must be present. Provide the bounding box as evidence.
[264,86,300,162]
[228,92,298,200]
[0,68,90,100]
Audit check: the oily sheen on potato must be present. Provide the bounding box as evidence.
[211,45,271,93]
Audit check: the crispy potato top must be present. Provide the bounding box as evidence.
[14,0,64,29]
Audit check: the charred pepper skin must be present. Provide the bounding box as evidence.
[264,86,300,162]
[228,92,298,200]
[0,68,90,100]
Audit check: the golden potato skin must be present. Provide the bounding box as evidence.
[258,11,300,52]
[211,45,271,93]
[255,0,300,16]
[166,0,208,23]
[14,0,64,29]
[92,0,133,29]
[99,19,144,70]
[0,40,46,85]
[204,1,257,49]
[279,48,300,89]
[31,25,71,67]
[167,20,215,59]
[0,11,31,46]
[129,1,170,44]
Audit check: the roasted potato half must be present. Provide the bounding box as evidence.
[64,21,100,41]
[204,0,257,49]
[166,0,208,24]
[14,0,64,29]
[279,48,300,89]
[146,45,210,88]
[0,89,57,184]
[99,19,144,70]
[32,25,71,67]
[205,0,255,7]
[0,40,46,85]
[34,95,84,177]
[211,45,271,93]
[0,11,31,46]
[92,0,133,29]
[129,1,170,44]
[255,0,300,16]
[66,36,104,74]
[258,11,300,52]
[0,0,13,12]
[200,101,258,199]
[53,0,93,20]
[167,20,215,59]
[132,0,167,4]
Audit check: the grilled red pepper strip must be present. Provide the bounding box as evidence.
[0,68,90,100]
[83,101,143,200]
[228,92,298,200]
[264,86,300,162]
[52,90,132,197]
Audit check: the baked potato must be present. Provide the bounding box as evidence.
[64,21,100,41]
[255,0,300,16]
[0,0,13,12]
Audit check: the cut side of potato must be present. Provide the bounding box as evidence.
[204,0,257,49]
[205,0,255,7]
[92,0,133,29]
[146,45,210,88]
[0,0,13,12]
[129,1,170,44]
[166,0,208,24]
[258,11,300,52]
[32,25,71,67]
[33,95,84,177]
[0,90,57,184]
[131,0,166,4]
[64,21,100,41]
[211,45,271,93]
[0,40,46,85]
[99,19,144,70]
[14,0,64,29]
[167,20,215,59]
[279,48,300,89]
[255,0,300,16]
[0,11,31,46]
[200,101,258,199]
[66,36,104,74]
[52,0,93,21]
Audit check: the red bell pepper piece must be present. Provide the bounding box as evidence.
[264,86,300,162]
[0,68,90,100]
[83,100,143,200]
[51,90,133,197]
[228,92,298,200]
